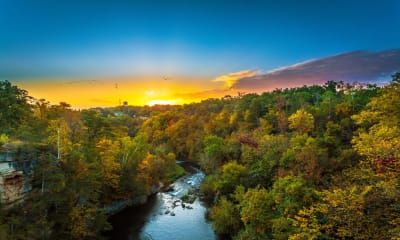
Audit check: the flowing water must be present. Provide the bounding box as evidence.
[107,164,217,240]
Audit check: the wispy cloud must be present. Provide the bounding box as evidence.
[230,49,400,92]
[213,70,258,89]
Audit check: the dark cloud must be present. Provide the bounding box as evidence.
[232,49,400,92]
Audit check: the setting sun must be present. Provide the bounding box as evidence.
[13,75,226,108]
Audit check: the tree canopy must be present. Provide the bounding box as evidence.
[1,74,399,239]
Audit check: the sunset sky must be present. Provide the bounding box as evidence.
[1,0,400,108]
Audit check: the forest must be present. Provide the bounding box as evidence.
[0,73,399,239]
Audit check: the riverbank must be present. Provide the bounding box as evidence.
[104,164,186,216]
[106,162,216,240]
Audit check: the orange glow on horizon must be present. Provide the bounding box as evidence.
[12,75,231,109]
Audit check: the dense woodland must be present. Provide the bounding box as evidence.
[0,73,399,239]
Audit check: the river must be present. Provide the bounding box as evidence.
[106,163,217,240]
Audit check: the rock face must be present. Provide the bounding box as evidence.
[0,170,25,204]
[0,145,32,206]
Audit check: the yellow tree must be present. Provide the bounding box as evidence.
[352,124,400,173]
[290,167,400,240]
[288,109,314,135]
[289,207,323,240]
[96,138,121,197]
[69,205,110,239]
[352,76,400,174]
[138,153,165,193]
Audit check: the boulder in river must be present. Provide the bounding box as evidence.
[173,200,181,207]
[163,184,175,192]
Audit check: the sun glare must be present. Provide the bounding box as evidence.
[145,90,156,96]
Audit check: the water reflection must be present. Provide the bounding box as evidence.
[107,168,216,240]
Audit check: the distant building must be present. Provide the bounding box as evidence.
[0,143,32,206]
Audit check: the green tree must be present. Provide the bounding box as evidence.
[46,119,73,161]
[210,197,242,236]
[270,175,316,217]
[201,135,225,173]
[251,134,288,186]
[81,110,111,144]
[281,135,328,184]
[239,187,274,238]
[215,161,249,196]
[0,80,32,134]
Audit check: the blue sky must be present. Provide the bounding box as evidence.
[1,0,399,79]
[0,0,399,107]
